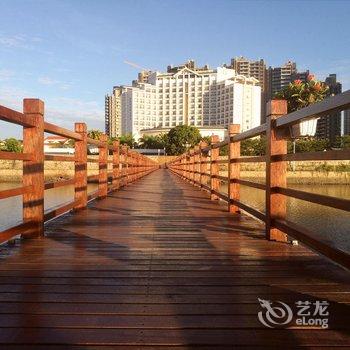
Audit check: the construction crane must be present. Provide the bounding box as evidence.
[123,60,152,72]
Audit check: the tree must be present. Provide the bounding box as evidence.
[274,75,329,113]
[287,137,329,153]
[342,135,350,149]
[2,138,22,153]
[119,133,136,148]
[108,136,118,145]
[333,135,350,149]
[165,125,202,155]
[87,129,103,140]
[139,135,166,149]
[240,137,266,156]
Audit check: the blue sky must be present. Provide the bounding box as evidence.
[1,0,349,138]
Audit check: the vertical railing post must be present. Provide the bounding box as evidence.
[98,134,108,199]
[228,124,240,213]
[266,100,288,242]
[23,99,44,238]
[74,122,87,210]
[199,141,207,189]
[112,140,120,190]
[210,135,219,200]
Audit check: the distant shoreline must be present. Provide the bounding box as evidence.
[1,158,349,185]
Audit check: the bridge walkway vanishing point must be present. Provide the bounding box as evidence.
[0,168,350,348]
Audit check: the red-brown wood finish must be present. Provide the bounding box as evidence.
[98,134,108,199]
[74,122,88,210]
[22,99,45,238]
[0,169,349,348]
[266,100,288,242]
[167,92,350,269]
[112,140,120,190]
[210,135,219,200]
[228,124,240,213]
[0,99,158,244]
[199,141,207,188]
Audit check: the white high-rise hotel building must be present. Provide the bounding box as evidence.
[105,61,261,139]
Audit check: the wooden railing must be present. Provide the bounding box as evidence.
[168,92,350,269]
[0,99,158,244]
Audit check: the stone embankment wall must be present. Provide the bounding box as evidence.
[219,159,350,184]
[0,158,100,182]
[1,156,349,184]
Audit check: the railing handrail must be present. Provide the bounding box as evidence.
[0,99,159,244]
[168,94,350,270]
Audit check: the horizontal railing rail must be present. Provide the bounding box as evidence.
[0,98,158,244]
[168,92,350,270]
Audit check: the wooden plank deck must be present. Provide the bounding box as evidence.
[0,169,349,348]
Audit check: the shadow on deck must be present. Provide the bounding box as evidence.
[0,169,349,348]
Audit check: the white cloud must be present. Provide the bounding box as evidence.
[0,86,28,111]
[38,76,73,90]
[0,34,32,49]
[38,76,60,86]
[59,84,72,91]
[0,69,15,81]
[47,97,103,122]
[0,88,104,137]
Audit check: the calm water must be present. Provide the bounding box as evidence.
[222,183,350,254]
[0,183,98,229]
[1,182,349,254]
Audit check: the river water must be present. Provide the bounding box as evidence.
[1,182,349,254]
[0,182,98,228]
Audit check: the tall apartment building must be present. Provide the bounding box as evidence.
[229,57,267,123]
[291,69,310,83]
[107,61,261,139]
[230,57,267,91]
[105,86,122,138]
[167,59,210,74]
[132,70,153,86]
[120,83,158,137]
[229,58,311,123]
[316,74,342,143]
[268,61,297,97]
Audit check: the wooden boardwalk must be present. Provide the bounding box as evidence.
[0,169,349,348]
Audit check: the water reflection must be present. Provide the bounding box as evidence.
[219,183,350,253]
[0,183,98,230]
